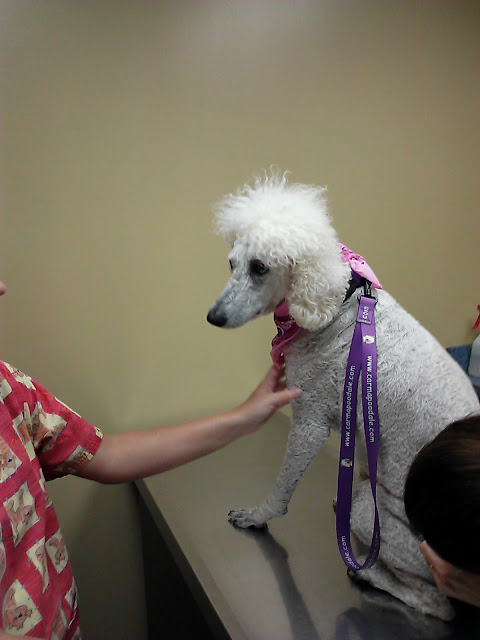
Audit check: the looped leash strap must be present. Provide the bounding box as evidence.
[336,285,381,571]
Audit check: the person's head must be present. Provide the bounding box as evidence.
[404,414,480,574]
[0,280,5,296]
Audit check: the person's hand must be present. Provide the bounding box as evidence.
[420,541,480,608]
[235,366,301,434]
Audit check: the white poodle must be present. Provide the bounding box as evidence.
[207,171,480,621]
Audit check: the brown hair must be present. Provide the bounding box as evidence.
[404,414,480,574]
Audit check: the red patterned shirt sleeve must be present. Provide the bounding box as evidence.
[2,362,103,480]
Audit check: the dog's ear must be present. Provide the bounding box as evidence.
[287,257,350,331]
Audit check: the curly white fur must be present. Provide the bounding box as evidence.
[207,171,480,621]
[213,171,350,331]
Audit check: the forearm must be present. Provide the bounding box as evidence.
[80,408,248,484]
[79,366,301,484]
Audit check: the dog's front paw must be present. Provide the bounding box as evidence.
[228,508,267,529]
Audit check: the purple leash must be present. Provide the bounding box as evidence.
[336,281,381,571]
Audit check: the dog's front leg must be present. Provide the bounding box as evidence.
[229,422,329,528]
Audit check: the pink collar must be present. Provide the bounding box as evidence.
[270,244,382,369]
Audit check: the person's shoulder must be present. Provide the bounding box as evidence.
[1,361,21,375]
[0,361,37,394]
[0,361,17,382]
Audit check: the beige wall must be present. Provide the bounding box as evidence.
[1,1,478,638]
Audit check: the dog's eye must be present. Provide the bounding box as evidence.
[229,259,234,272]
[249,260,269,276]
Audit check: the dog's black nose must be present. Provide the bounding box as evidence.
[207,309,227,327]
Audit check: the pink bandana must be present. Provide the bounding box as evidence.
[270,300,303,370]
[270,244,382,369]
[338,244,382,290]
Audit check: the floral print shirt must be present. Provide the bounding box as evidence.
[0,362,103,639]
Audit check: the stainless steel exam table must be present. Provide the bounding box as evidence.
[135,414,480,640]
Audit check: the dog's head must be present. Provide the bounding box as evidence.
[207,172,350,331]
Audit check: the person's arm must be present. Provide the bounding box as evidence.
[420,541,480,608]
[78,366,301,484]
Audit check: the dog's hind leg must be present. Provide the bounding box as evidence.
[349,481,455,621]
[229,424,329,528]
